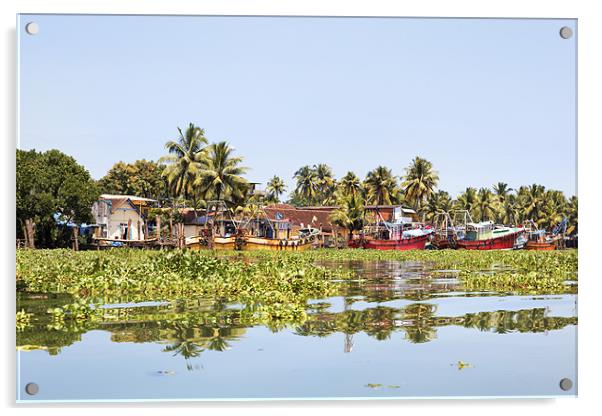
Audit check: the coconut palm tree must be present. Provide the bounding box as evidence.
[364,166,399,206]
[566,195,578,234]
[266,175,286,203]
[456,187,478,219]
[293,165,320,205]
[315,163,337,205]
[476,187,496,221]
[423,190,454,222]
[519,184,547,225]
[195,141,249,204]
[401,157,439,210]
[493,182,512,204]
[338,171,363,198]
[160,123,208,208]
[330,192,365,240]
[500,193,521,225]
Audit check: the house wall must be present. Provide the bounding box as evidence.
[184,224,204,239]
[106,209,146,240]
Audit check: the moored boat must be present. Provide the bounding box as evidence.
[456,221,524,250]
[238,210,319,251]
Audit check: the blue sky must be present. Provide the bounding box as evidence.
[18,15,577,198]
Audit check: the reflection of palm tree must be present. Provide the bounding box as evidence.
[205,327,232,352]
[163,339,204,370]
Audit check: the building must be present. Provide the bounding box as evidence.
[263,204,344,247]
[364,205,420,226]
[91,194,156,241]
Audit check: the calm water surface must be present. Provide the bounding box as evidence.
[17,260,577,401]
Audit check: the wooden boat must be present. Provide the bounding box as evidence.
[243,235,314,251]
[185,201,242,250]
[239,211,319,251]
[364,233,431,250]
[430,210,473,250]
[352,221,432,251]
[525,240,557,251]
[456,221,525,250]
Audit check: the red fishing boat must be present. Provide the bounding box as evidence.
[364,233,431,250]
[456,221,525,250]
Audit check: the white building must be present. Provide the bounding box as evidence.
[91,194,156,241]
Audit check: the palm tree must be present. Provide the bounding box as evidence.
[160,123,208,211]
[456,187,478,219]
[476,187,496,221]
[338,171,363,198]
[266,175,286,203]
[401,157,439,210]
[539,190,567,230]
[493,182,512,204]
[195,141,249,204]
[519,184,546,226]
[364,166,399,205]
[566,196,578,234]
[500,193,521,225]
[293,165,320,205]
[423,190,453,222]
[315,163,336,204]
[330,192,365,240]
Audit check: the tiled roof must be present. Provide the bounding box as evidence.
[263,205,339,232]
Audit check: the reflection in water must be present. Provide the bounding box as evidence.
[17,260,577,372]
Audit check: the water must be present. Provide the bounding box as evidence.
[16,260,577,401]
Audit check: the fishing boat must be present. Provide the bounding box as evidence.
[353,220,432,251]
[238,210,319,251]
[347,205,431,250]
[363,227,432,250]
[523,218,566,251]
[456,221,525,250]
[186,201,242,250]
[430,210,472,249]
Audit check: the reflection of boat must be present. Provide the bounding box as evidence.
[456,221,524,250]
[239,210,319,251]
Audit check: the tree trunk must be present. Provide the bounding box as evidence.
[72,226,79,251]
[21,225,28,248]
[156,216,161,240]
[25,218,35,249]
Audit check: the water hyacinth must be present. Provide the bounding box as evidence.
[17,248,576,326]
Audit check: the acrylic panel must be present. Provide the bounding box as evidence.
[16,14,577,402]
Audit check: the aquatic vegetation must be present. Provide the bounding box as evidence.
[16,248,576,333]
[16,310,32,331]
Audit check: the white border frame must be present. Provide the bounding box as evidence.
[2,1,600,415]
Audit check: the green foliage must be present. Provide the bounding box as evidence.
[265,175,287,203]
[194,141,249,204]
[291,164,336,206]
[98,160,168,202]
[364,166,400,205]
[16,149,100,247]
[330,192,365,238]
[401,156,439,210]
[16,310,33,331]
